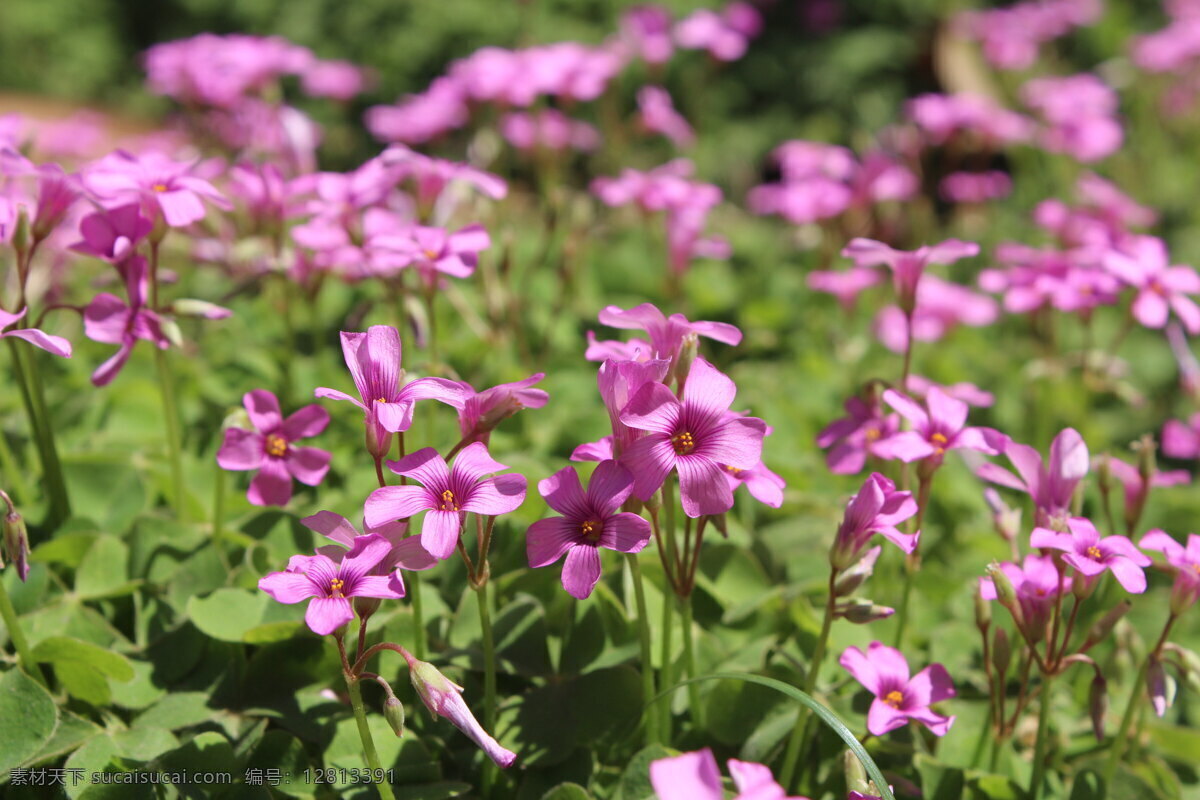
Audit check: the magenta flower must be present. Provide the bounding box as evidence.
[1031,517,1152,593]
[593,303,741,365]
[405,655,517,767]
[314,326,467,459]
[649,748,807,800]
[84,150,231,228]
[456,373,549,447]
[366,78,470,145]
[872,276,999,354]
[816,394,899,475]
[724,458,786,508]
[217,389,332,507]
[638,86,695,148]
[527,461,652,599]
[842,237,980,313]
[301,59,367,101]
[1022,73,1122,162]
[382,145,508,206]
[674,3,762,61]
[1104,455,1189,532]
[83,256,170,386]
[500,110,600,153]
[364,443,527,560]
[873,388,1008,464]
[840,642,956,736]
[830,472,919,569]
[940,170,1013,204]
[0,308,71,358]
[620,357,765,517]
[70,203,153,263]
[979,554,1070,641]
[377,223,491,286]
[1140,529,1200,613]
[596,357,670,458]
[807,266,884,312]
[906,92,1034,146]
[620,5,675,64]
[977,428,1089,528]
[302,511,436,590]
[1163,412,1200,459]
[1104,235,1200,333]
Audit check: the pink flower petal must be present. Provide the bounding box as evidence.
[561,544,602,599]
[217,428,264,471]
[244,389,283,434]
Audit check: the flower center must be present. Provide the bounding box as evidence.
[1086,545,1103,560]
[865,427,882,442]
[930,432,948,454]
[440,489,459,511]
[580,519,602,542]
[672,431,696,455]
[883,689,905,709]
[423,249,439,260]
[151,183,168,193]
[725,465,743,475]
[329,578,345,598]
[265,434,288,458]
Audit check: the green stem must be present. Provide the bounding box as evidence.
[6,341,66,526]
[1029,671,1056,800]
[780,571,838,789]
[345,673,397,800]
[409,573,426,659]
[678,592,703,730]
[211,458,229,571]
[1103,659,1148,784]
[475,581,497,797]
[892,559,916,648]
[22,347,70,526]
[155,348,186,519]
[627,553,659,745]
[0,426,31,507]
[659,574,676,742]
[0,573,47,687]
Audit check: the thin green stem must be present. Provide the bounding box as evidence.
[22,348,69,526]
[1029,671,1056,800]
[211,458,229,571]
[155,348,186,519]
[0,574,47,687]
[409,574,426,659]
[678,592,703,730]
[627,553,659,745]
[780,570,838,789]
[6,341,65,526]
[475,581,497,797]
[345,673,397,800]
[892,557,916,648]
[659,573,676,742]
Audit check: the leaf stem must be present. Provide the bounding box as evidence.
[627,553,659,745]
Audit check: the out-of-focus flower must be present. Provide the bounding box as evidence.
[816,391,899,475]
[366,77,470,145]
[906,93,1035,146]
[1140,529,1200,613]
[1104,235,1200,334]
[840,642,956,736]
[145,33,314,107]
[590,303,741,365]
[70,204,153,263]
[620,5,675,64]
[500,110,600,153]
[980,554,1070,641]
[84,150,231,228]
[842,238,979,314]
[978,428,1089,528]
[874,388,1008,464]
[1022,73,1123,162]
[940,170,1013,204]
[374,224,491,287]
[0,308,71,358]
[1163,412,1200,459]
[955,0,1101,70]
[638,86,694,148]
[873,276,999,353]
[1031,517,1151,593]
[301,59,368,101]
[83,255,170,386]
[649,748,808,800]
[674,2,763,61]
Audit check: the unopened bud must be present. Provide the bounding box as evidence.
[975,592,991,631]
[834,546,882,597]
[384,696,406,737]
[1089,673,1107,741]
[12,205,31,259]
[834,599,895,624]
[160,318,184,348]
[709,511,728,539]
[354,595,381,620]
[2,507,29,582]
[670,334,699,390]
[173,298,233,319]
[986,562,1024,629]
[1082,601,1131,652]
[843,750,871,796]
[991,627,1011,675]
[221,407,252,432]
[1147,657,1175,718]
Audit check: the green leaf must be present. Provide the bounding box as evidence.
[22,710,102,767]
[539,784,591,800]
[616,745,674,800]
[915,755,966,800]
[1068,770,1105,800]
[31,532,99,568]
[186,587,270,642]
[245,731,313,798]
[31,636,134,706]
[64,736,121,799]
[242,620,304,644]
[703,677,785,746]
[110,726,179,762]
[135,692,216,731]
[74,536,136,600]
[0,668,59,773]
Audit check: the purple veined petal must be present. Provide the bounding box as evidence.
[1100,535,1152,566]
[348,575,406,600]
[561,544,603,599]
[364,485,433,527]
[905,706,955,737]
[281,404,330,440]
[882,389,929,429]
[391,537,440,570]
[452,441,511,484]
[1134,289,1170,329]
[687,319,743,346]
[375,400,415,433]
[2,328,72,358]
[339,534,394,586]
[217,428,265,471]
[622,435,676,501]
[1140,529,1184,560]
[248,458,294,507]
[598,302,668,333]
[866,697,910,736]
[976,462,1027,492]
[1062,552,1108,578]
[1030,527,1075,551]
[363,324,403,400]
[313,386,367,410]
[421,509,464,559]
[300,511,359,548]
[285,446,332,486]
[599,512,652,554]
[463,473,527,515]
[259,570,319,604]
[839,645,880,694]
[702,416,765,470]
[448,223,491,253]
[925,387,968,433]
[538,466,590,519]
[1106,557,1148,593]
[870,431,935,462]
[244,389,284,434]
[905,664,956,708]
[867,641,911,685]
[586,460,635,517]
[386,447,450,488]
[649,749,724,800]
[305,596,355,636]
[620,382,683,435]
[83,293,130,345]
[570,437,614,462]
[526,517,580,568]
[156,189,207,227]
[676,455,735,517]
[337,330,369,399]
[399,376,471,409]
[681,357,737,417]
[91,338,135,386]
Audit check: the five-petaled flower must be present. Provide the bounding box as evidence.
[217,389,333,506]
[840,641,956,736]
[649,747,808,800]
[830,472,920,569]
[1139,529,1200,613]
[874,387,1008,466]
[977,428,1089,528]
[1031,516,1151,594]
[526,460,652,599]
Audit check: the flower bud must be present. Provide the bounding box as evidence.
[160,317,184,348]
[354,595,381,621]
[3,507,29,582]
[991,627,1011,675]
[843,750,871,796]
[407,657,516,767]
[834,598,895,624]
[1082,601,1131,652]
[1088,673,1107,742]
[974,592,991,631]
[173,298,234,319]
[986,562,1024,630]
[983,488,1021,544]
[670,333,699,390]
[221,407,252,431]
[834,546,881,597]
[384,696,406,737]
[1147,657,1174,718]
[12,205,31,262]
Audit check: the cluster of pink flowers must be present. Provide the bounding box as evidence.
[1021,73,1123,162]
[955,0,1102,70]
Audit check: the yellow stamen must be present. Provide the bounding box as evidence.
[930,431,948,455]
[865,427,882,442]
[672,431,696,455]
[440,489,459,511]
[1086,545,1103,560]
[423,249,439,260]
[725,465,743,475]
[329,578,345,598]
[580,519,601,542]
[265,434,288,458]
[883,690,905,709]
[151,183,168,193]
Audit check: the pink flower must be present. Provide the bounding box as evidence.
[456,373,549,447]
[1104,455,1190,531]
[830,472,919,569]
[842,237,980,313]
[375,224,491,287]
[1022,73,1123,162]
[84,150,231,228]
[904,375,994,407]
[807,266,885,312]
[620,357,765,516]
[1163,412,1200,459]
[597,357,671,457]
[258,534,405,636]
[841,642,956,736]
[980,555,1071,640]
[724,456,786,508]
[1104,235,1200,334]
[83,256,170,386]
[638,86,695,148]
[382,145,507,206]
[674,3,762,61]
[621,5,675,64]
[0,307,71,358]
[144,33,313,107]
[873,276,999,353]
[940,170,1013,204]
[906,93,1034,146]
[314,326,467,459]
[70,204,154,263]
[592,303,741,365]
[977,428,1090,528]
[301,511,437,587]
[500,110,600,152]
[301,59,367,101]
[526,461,652,599]
[650,748,807,800]
[405,655,517,767]
[217,389,332,507]
[1140,529,1200,612]
[1031,517,1152,593]
[366,77,469,144]
[816,394,899,475]
[874,388,1008,464]
[364,443,527,560]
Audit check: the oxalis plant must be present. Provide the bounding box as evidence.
[4,1,1200,799]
